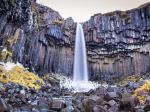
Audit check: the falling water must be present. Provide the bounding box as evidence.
[73,23,88,83]
[55,24,102,92]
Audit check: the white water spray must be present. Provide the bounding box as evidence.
[71,23,91,92]
[73,23,88,82]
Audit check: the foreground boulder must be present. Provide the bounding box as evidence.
[93,105,106,112]
[104,92,122,101]
[82,99,95,112]
[144,105,150,112]
[0,97,13,112]
[119,96,140,111]
[94,86,107,96]
[51,99,66,111]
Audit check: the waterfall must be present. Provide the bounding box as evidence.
[73,23,88,82]
[65,24,100,92]
[55,24,107,92]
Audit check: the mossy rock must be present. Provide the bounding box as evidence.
[0,49,12,62]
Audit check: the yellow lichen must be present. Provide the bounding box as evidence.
[133,81,150,104]
[0,65,45,89]
[118,75,142,86]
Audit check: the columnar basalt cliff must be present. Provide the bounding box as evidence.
[84,4,150,81]
[0,0,76,76]
[0,0,150,81]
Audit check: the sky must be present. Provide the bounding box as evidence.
[37,0,150,22]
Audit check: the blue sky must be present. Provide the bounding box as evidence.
[37,0,150,22]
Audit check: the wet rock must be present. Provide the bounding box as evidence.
[94,86,107,96]
[128,81,141,89]
[19,107,32,112]
[60,108,68,112]
[95,97,104,105]
[119,96,140,111]
[31,108,40,112]
[38,98,49,107]
[146,95,150,104]
[93,105,107,112]
[0,97,13,112]
[144,105,150,112]
[107,86,118,92]
[72,92,86,101]
[72,94,85,111]
[39,108,51,112]
[134,106,145,112]
[108,105,119,112]
[107,100,117,106]
[51,99,66,111]
[20,89,26,95]
[104,92,122,101]
[73,103,85,112]
[82,98,95,112]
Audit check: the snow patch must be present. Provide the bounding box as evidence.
[0,62,23,71]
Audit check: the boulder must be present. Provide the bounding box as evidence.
[144,105,150,112]
[95,97,104,105]
[0,97,13,112]
[107,100,117,106]
[82,99,95,112]
[51,99,66,111]
[38,98,49,107]
[108,105,119,112]
[146,95,150,104]
[104,92,122,101]
[94,86,107,96]
[119,96,139,111]
[93,105,107,112]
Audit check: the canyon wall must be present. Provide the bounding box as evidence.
[0,0,150,81]
[84,3,150,80]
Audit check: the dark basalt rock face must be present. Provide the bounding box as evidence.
[0,0,76,76]
[0,0,150,81]
[84,4,150,80]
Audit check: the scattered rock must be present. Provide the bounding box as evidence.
[82,99,95,112]
[0,97,13,112]
[38,98,49,107]
[107,100,117,106]
[93,105,107,112]
[108,105,119,112]
[104,92,122,101]
[144,105,150,112]
[119,96,140,111]
[94,86,107,96]
[51,99,66,111]
[95,97,104,105]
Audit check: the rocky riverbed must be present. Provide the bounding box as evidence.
[0,67,150,112]
[0,0,150,81]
